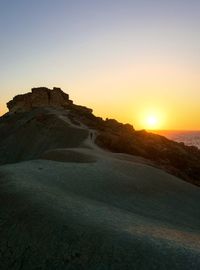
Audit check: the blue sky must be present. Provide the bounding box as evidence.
[0,0,200,129]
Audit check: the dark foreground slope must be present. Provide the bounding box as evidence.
[0,153,200,269]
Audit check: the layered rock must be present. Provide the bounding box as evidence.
[7,87,73,113]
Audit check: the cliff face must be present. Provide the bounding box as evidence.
[7,87,73,113]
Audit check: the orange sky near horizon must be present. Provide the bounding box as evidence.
[1,54,199,131]
[1,76,199,131]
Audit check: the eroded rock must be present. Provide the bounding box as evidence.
[7,87,73,113]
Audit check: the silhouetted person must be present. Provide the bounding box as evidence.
[90,132,93,140]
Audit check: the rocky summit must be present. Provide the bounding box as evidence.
[7,87,73,113]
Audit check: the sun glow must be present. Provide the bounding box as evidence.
[146,115,158,129]
[139,109,165,130]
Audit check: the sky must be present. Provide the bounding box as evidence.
[0,0,200,130]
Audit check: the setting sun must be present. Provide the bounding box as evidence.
[146,115,158,129]
[139,108,165,131]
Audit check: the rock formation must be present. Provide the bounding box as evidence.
[4,86,200,186]
[7,87,73,113]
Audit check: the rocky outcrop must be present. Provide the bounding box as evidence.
[7,87,73,113]
[2,86,200,186]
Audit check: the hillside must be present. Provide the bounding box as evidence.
[1,87,200,186]
[0,87,200,269]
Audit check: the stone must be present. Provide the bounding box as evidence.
[7,87,73,113]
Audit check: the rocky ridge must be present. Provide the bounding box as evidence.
[2,87,200,186]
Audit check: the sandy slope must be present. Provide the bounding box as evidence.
[0,110,200,269]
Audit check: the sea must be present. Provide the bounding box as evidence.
[153,130,200,149]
